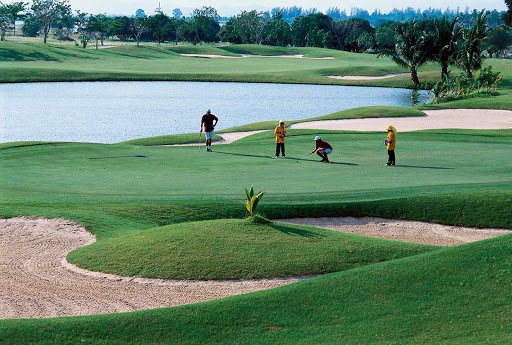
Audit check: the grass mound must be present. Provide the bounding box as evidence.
[67,219,437,280]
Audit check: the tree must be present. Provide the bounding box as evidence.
[433,16,462,78]
[375,21,399,52]
[291,13,334,48]
[130,14,148,46]
[21,14,40,37]
[356,31,375,52]
[264,12,291,46]
[380,20,433,85]
[503,0,512,27]
[220,10,269,44]
[0,1,26,41]
[75,10,91,48]
[457,11,489,78]
[166,17,187,45]
[190,6,220,44]
[342,18,374,52]
[30,0,71,43]
[147,13,170,45]
[87,13,110,48]
[484,26,512,58]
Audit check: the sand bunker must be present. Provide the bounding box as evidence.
[289,109,512,132]
[276,217,511,246]
[0,218,309,319]
[180,53,334,59]
[169,109,512,147]
[2,216,510,319]
[327,73,408,80]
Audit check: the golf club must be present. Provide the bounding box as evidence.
[296,152,313,163]
[198,132,202,152]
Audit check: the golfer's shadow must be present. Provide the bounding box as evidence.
[214,151,358,166]
[396,165,454,170]
[213,151,276,160]
[300,158,358,166]
[270,223,326,239]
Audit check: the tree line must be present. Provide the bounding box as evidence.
[0,0,511,61]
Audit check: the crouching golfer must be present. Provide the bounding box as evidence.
[274,120,286,158]
[200,109,218,152]
[385,125,396,166]
[312,136,333,163]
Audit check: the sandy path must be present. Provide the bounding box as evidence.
[167,130,266,147]
[327,73,408,80]
[289,109,512,131]
[0,218,309,319]
[275,217,512,246]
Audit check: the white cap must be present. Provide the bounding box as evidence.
[314,136,321,141]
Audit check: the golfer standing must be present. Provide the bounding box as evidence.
[200,109,218,152]
[312,136,333,163]
[274,120,286,158]
[385,125,396,166]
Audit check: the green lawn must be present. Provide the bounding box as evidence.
[1,41,512,344]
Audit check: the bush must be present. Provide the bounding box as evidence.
[428,66,502,103]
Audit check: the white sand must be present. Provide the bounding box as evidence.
[169,109,512,147]
[327,73,408,80]
[289,109,512,132]
[0,217,310,319]
[275,217,511,246]
[180,53,334,59]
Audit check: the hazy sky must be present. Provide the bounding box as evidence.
[64,0,507,16]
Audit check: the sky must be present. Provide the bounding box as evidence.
[63,0,507,16]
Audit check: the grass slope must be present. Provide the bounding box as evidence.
[67,218,436,280]
[1,232,510,344]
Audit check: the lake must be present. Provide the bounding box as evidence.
[0,81,428,144]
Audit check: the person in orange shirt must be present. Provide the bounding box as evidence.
[274,120,286,158]
[385,125,397,166]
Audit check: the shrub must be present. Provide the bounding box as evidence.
[427,66,502,104]
[244,185,265,217]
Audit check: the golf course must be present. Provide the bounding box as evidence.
[1,41,512,344]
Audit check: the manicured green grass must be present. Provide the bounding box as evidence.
[1,233,510,344]
[121,133,223,146]
[68,218,436,280]
[2,129,512,281]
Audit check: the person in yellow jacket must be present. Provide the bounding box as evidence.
[385,125,397,166]
[274,120,286,158]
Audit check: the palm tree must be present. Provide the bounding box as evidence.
[379,20,432,85]
[457,11,489,79]
[433,15,462,79]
